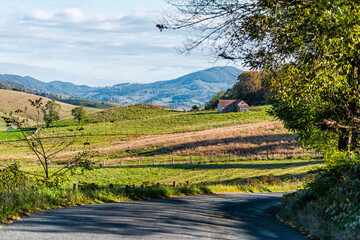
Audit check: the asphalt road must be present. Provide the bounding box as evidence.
[0,192,306,240]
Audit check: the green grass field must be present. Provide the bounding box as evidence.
[69,159,321,188]
[18,158,321,189]
[0,105,273,152]
[49,105,273,140]
[87,103,181,123]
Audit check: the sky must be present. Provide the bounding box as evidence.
[0,0,242,87]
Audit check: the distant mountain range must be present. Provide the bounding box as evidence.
[0,66,243,109]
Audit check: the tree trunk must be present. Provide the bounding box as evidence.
[350,131,359,151]
[338,130,350,151]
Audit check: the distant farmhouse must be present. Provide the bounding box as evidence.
[217,100,249,113]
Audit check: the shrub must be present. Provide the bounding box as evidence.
[280,163,360,239]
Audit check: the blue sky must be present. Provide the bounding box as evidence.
[0,1,242,86]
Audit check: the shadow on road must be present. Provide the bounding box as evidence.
[2,193,307,239]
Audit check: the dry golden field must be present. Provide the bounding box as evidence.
[0,89,98,130]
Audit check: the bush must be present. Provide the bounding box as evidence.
[280,163,360,239]
[0,164,32,191]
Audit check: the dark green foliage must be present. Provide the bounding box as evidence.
[191,105,199,111]
[205,91,226,110]
[281,162,360,239]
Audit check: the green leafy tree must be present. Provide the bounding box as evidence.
[205,91,226,110]
[40,99,61,128]
[161,0,360,154]
[71,106,89,126]
[191,105,199,111]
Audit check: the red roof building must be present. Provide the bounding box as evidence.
[217,100,249,113]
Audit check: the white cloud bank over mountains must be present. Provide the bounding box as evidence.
[0,1,241,87]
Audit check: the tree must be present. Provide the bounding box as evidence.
[41,99,61,128]
[205,91,226,110]
[1,98,92,181]
[235,71,265,105]
[205,71,267,108]
[161,1,360,152]
[71,106,89,126]
[191,105,200,111]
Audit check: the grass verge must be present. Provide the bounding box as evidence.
[1,181,296,225]
[0,158,322,225]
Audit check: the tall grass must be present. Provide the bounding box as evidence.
[0,174,307,224]
[0,184,213,224]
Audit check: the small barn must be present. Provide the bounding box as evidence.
[7,126,17,131]
[217,100,249,113]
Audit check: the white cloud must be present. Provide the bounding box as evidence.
[62,8,86,23]
[27,9,54,21]
[91,20,121,31]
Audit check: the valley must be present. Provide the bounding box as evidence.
[0,67,242,109]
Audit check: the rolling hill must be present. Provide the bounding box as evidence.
[0,89,98,130]
[0,67,243,109]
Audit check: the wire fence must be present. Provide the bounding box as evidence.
[1,150,322,168]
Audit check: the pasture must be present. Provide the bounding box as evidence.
[0,103,323,223]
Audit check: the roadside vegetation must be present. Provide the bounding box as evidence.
[280,156,360,240]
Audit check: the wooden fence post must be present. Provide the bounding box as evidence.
[153,157,155,165]
[109,183,114,190]
[121,159,123,166]
[266,149,269,160]
[68,159,70,166]
[103,159,106,167]
[211,153,213,161]
[73,183,78,190]
[173,181,177,188]
[190,155,192,164]
[138,159,140,165]
[172,156,174,164]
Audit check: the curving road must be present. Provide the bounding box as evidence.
[0,192,306,240]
